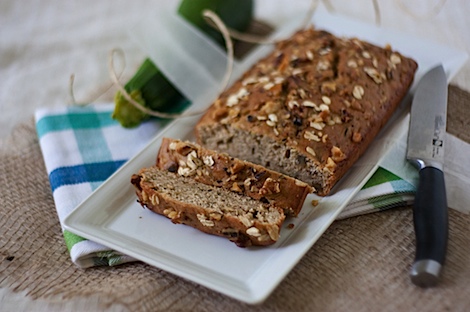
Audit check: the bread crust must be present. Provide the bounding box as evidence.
[195,28,418,195]
[156,137,312,216]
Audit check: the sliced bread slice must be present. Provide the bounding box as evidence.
[131,167,285,247]
[156,137,313,217]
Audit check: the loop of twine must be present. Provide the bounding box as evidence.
[69,50,125,106]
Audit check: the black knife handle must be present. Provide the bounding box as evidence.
[410,166,448,287]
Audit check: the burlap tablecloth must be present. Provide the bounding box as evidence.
[1,85,469,311]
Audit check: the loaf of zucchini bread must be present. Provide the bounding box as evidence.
[195,27,418,195]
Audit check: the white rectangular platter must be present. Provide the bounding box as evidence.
[64,5,467,304]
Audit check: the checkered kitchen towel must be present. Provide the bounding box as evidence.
[35,103,415,268]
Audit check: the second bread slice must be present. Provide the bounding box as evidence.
[156,137,313,217]
[131,167,285,247]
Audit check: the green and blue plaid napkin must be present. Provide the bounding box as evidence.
[35,104,415,268]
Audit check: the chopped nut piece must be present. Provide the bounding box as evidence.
[362,51,371,59]
[325,157,337,171]
[230,162,245,174]
[178,166,194,177]
[175,143,194,156]
[169,142,177,150]
[228,108,240,119]
[352,131,362,142]
[203,155,214,167]
[259,177,281,195]
[237,88,249,98]
[311,199,319,207]
[331,146,347,162]
[186,158,198,170]
[390,53,401,65]
[321,81,337,93]
[209,212,222,221]
[226,95,238,107]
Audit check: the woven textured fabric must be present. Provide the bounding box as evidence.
[0,85,469,311]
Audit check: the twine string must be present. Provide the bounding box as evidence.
[69,51,125,106]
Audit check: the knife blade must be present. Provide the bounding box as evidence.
[407,64,448,288]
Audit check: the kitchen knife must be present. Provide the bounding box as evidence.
[407,65,448,288]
